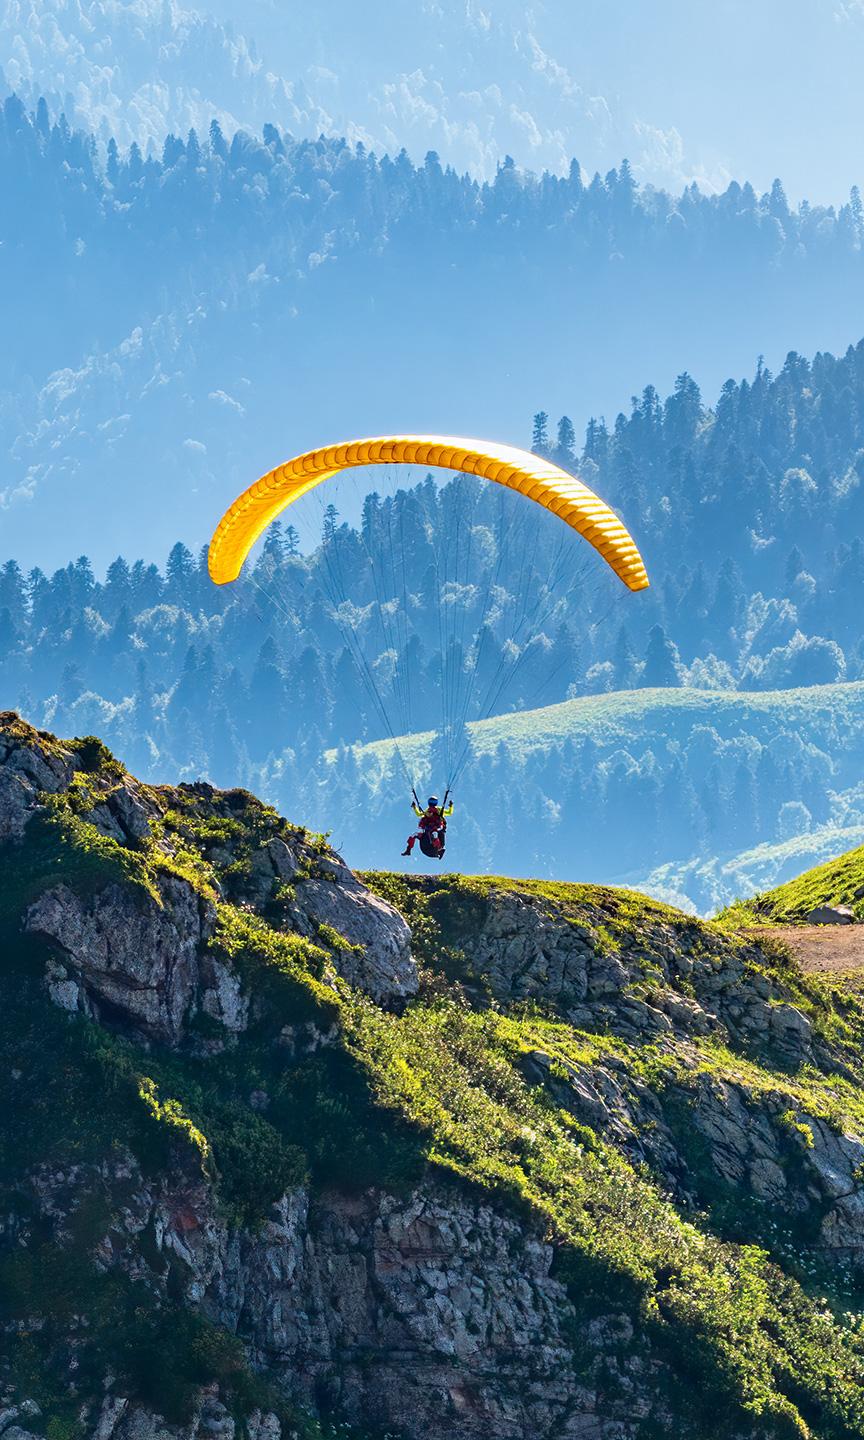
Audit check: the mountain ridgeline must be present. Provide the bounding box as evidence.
[5,712,864,1440]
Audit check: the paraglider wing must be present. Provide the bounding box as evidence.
[207,435,649,592]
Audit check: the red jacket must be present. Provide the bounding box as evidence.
[414,803,452,832]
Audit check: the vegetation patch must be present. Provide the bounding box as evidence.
[723,843,864,926]
[343,992,864,1438]
[0,806,157,923]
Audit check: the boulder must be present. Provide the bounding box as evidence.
[768,1001,813,1061]
[83,780,163,846]
[288,868,416,1006]
[806,904,855,925]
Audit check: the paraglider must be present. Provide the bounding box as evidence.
[208,434,650,591]
[208,434,649,861]
[403,792,454,859]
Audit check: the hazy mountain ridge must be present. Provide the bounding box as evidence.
[3,96,864,567]
[0,0,696,185]
[0,0,331,153]
[6,0,864,201]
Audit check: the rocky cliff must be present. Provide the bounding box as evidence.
[3,713,864,1440]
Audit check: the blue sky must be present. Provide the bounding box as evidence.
[2,0,863,201]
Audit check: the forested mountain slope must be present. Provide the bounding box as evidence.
[5,0,864,201]
[1,0,652,174]
[6,712,864,1439]
[5,333,864,895]
[3,97,864,566]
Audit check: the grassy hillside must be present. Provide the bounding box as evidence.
[724,841,864,925]
[634,823,864,919]
[333,680,864,776]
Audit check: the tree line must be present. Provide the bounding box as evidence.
[3,88,864,387]
[1,339,864,882]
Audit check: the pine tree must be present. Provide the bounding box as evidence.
[247,638,288,758]
[532,412,549,455]
[166,542,195,597]
[612,625,637,689]
[641,625,681,687]
[35,96,50,138]
[555,416,576,466]
[0,607,19,653]
[785,545,805,587]
[850,185,864,241]
[162,134,184,168]
[322,503,339,544]
[209,119,228,160]
[768,177,789,221]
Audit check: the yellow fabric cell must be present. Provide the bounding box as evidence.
[208,435,650,592]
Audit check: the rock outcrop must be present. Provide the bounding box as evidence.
[239,831,415,1006]
[0,717,73,840]
[0,716,416,1036]
[28,878,218,1043]
[436,880,814,1062]
[21,1153,661,1440]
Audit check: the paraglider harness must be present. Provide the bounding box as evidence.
[409,789,451,858]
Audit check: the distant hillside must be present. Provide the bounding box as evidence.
[318,680,864,901]
[342,680,864,773]
[635,823,864,918]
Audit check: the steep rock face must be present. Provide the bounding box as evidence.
[86,1395,255,1440]
[0,717,417,1020]
[453,884,812,1062]
[23,1156,664,1440]
[286,862,414,1007]
[0,716,74,840]
[220,1186,595,1440]
[26,878,219,1045]
[240,833,415,1006]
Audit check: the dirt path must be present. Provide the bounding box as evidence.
[758,925,864,975]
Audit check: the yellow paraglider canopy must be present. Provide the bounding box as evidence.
[208,435,649,592]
